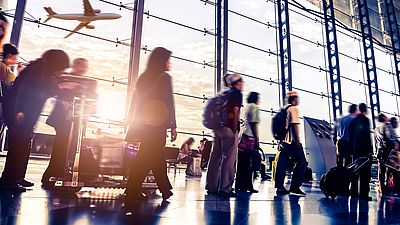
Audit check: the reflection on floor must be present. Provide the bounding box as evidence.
[0,157,399,225]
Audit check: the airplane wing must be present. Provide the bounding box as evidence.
[83,0,95,16]
[64,22,90,38]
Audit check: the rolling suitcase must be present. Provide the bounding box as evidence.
[320,157,370,199]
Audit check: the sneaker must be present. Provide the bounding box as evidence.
[162,191,173,201]
[359,196,373,201]
[248,189,259,193]
[351,194,359,199]
[17,179,34,187]
[218,191,239,198]
[125,192,148,201]
[289,188,306,196]
[207,190,218,195]
[261,175,271,181]
[276,188,290,195]
[0,183,26,192]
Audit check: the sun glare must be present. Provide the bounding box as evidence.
[96,90,126,121]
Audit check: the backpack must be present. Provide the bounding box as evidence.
[202,89,233,130]
[271,105,292,140]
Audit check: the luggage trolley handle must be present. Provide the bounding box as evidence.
[346,156,371,175]
[70,94,87,187]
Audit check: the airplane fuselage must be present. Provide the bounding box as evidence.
[49,13,121,21]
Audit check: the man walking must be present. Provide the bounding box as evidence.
[336,104,358,167]
[349,103,373,200]
[275,91,306,196]
[206,73,243,197]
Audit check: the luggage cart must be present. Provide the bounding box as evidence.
[51,75,157,196]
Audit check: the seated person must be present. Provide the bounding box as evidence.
[178,137,196,175]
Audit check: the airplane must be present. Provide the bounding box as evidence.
[44,0,121,38]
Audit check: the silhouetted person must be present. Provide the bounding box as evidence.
[236,91,260,193]
[336,104,358,167]
[0,44,20,136]
[125,47,177,202]
[0,13,8,47]
[375,113,398,195]
[0,50,72,191]
[206,73,243,198]
[41,58,89,186]
[275,91,306,196]
[349,103,373,200]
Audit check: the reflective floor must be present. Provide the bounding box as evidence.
[0,157,399,225]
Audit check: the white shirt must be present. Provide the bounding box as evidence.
[243,103,261,137]
[284,104,300,144]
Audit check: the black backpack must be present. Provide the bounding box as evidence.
[202,89,233,130]
[271,105,292,140]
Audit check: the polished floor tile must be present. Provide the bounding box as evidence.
[0,157,399,225]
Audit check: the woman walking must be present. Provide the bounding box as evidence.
[125,47,177,202]
[235,92,261,193]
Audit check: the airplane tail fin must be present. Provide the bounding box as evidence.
[43,7,56,23]
[44,7,56,15]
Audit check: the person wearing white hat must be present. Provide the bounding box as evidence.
[206,73,243,197]
[274,91,307,196]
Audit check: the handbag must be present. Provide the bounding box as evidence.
[238,134,256,151]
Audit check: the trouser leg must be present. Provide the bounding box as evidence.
[235,150,252,190]
[1,125,33,183]
[206,133,223,193]
[359,161,372,197]
[379,161,387,192]
[150,150,172,194]
[275,150,290,189]
[42,125,71,181]
[290,144,306,189]
[219,128,237,193]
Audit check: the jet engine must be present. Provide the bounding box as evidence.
[93,9,101,13]
[86,25,95,29]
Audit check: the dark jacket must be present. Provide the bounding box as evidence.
[349,114,373,156]
[3,60,58,128]
[125,72,176,141]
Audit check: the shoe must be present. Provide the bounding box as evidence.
[207,190,218,195]
[261,175,271,181]
[248,189,259,193]
[289,188,306,196]
[162,191,173,201]
[351,194,359,199]
[17,179,34,187]
[276,188,290,195]
[218,191,239,197]
[359,196,373,201]
[126,192,148,201]
[0,183,26,192]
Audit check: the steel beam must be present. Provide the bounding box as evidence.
[322,0,343,141]
[357,0,381,128]
[276,0,292,105]
[126,0,145,121]
[384,0,400,97]
[10,0,27,47]
[215,0,222,93]
[222,0,228,77]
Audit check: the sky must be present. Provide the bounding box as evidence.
[3,0,400,153]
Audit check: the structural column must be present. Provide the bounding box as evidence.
[357,0,381,128]
[322,0,343,128]
[126,0,145,121]
[384,0,400,97]
[222,0,228,77]
[277,0,292,105]
[10,0,27,47]
[215,0,222,93]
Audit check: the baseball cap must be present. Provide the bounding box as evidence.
[224,73,243,87]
